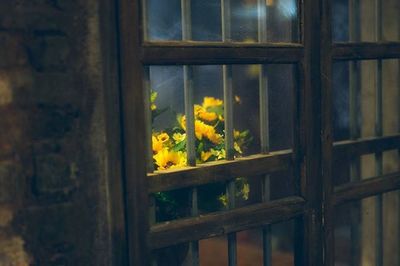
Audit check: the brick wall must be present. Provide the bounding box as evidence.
[0,1,119,265]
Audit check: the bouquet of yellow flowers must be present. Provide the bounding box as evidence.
[151,92,252,221]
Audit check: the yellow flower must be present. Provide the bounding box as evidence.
[194,105,203,115]
[173,133,186,143]
[202,97,223,109]
[151,103,157,111]
[234,130,241,139]
[211,148,226,160]
[157,133,169,143]
[153,148,187,170]
[234,142,242,154]
[152,133,170,153]
[201,151,213,162]
[194,105,218,122]
[195,120,223,144]
[198,110,218,122]
[219,194,228,207]
[180,115,186,130]
[241,183,250,200]
[182,115,222,144]
[152,135,163,153]
[234,95,241,104]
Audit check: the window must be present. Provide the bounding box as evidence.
[116,0,400,265]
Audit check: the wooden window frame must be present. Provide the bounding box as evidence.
[114,0,400,265]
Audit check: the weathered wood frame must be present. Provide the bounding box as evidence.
[114,0,400,265]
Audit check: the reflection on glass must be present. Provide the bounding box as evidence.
[191,0,222,41]
[237,221,296,266]
[145,0,182,41]
[150,66,187,170]
[382,60,400,136]
[333,60,400,141]
[154,188,191,222]
[153,242,190,266]
[332,0,400,42]
[270,169,296,200]
[237,228,264,265]
[144,0,299,42]
[333,151,400,187]
[199,236,228,266]
[334,190,400,266]
[333,59,400,186]
[231,65,260,156]
[197,220,297,265]
[267,64,295,151]
[383,150,400,175]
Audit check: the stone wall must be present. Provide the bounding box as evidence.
[0,1,121,265]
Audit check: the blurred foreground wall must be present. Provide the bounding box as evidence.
[0,1,124,265]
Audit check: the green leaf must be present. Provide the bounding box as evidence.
[150,91,158,102]
[207,106,224,116]
[197,141,204,153]
[239,130,250,138]
[172,140,186,152]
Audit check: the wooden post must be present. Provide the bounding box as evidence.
[374,1,383,265]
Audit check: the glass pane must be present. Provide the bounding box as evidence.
[197,181,227,214]
[263,0,299,43]
[153,242,191,266]
[143,0,299,43]
[150,66,187,170]
[145,0,182,41]
[383,150,400,175]
[232,64,261,157]
[236,220,297,266]
[191,0,222,41]
[199,236,228,265]
[270,219,297,266]
[153,188,191,223]
[332,0,400,42]
[333,150,400,186]
[149,64,295,172]
[334,190,400,265]
[332,59,400,186]
[148,64,297,221]
[268,64,295,151]
[201,220,298,265]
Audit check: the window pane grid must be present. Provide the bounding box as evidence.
[144,68,298,266]
[148,149,292,189]
[148,196,305,250]
[333,43,400,61]
[333,134,400,157]
[332,172,400,206]
[143,3,299,264]
[142,0,299,43]
[144,1,299,260]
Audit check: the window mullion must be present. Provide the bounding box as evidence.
[258,1,272,265]
[221,0,237,265]
[181,1,200,265]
